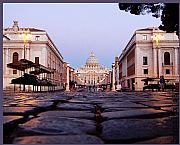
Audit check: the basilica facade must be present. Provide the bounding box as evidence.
[75,52,110,86]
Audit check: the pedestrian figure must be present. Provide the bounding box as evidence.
[160,76,165,92]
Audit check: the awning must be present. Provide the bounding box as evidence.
[7,59,54,74]
[141,77,156,82]
[7,59,35,71]
[11,73,39,85]
[11,73,57,86]
[30,64,54,74]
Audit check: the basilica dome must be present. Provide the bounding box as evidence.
[86,52,99,65]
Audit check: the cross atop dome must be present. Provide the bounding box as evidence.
[90,51,95,57]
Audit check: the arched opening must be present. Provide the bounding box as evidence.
[12,52,19,74]
[13,52,19,63]
[164,52,170,65]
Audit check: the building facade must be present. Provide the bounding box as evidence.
[75,52,110,86]
[115,27,179,91]
[3,21,64,91]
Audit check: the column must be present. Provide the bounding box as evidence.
[157,47,159,78]
[158,48,162,76]
[153,47,158,77]
[109,70,112,84]
[24,44,26,59]
[116,61,119,85]
[22,46,24,59]
[65,63,70,91]
[174,48,179,75]
[111,63,116,91]
[5,48,9,74]
[70,69,73,81]
[27,46,30,60]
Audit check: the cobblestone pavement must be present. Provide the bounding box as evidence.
[3,90,179,144]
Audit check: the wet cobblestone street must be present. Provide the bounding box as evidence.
[3,90,179,144]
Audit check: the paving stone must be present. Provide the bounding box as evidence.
[57,103,94,111]
[3,116,24,125]
[18,100,53,108]
[68,99,92,104]
[68,99,86,103]
[3,107,36,115]
[38,110,94,120]
[160,106,174,111]
[161,106,179,113]
[3,104,11,107]
[101,101,147,109]
[102,108,168,120]
[39,95,67,101]
[89,99,107,104]
[101,117,175,143]
[104,108,133,112]
[18,116,96,135]
[139,101,177,108]
[8,103,19,106]
[13,135,104,144]
[149,94,172,101]
[135,136,177,144]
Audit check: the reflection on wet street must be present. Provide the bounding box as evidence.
[3,91,179,144]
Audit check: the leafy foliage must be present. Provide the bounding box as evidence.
[159,3,179,36]
[118,3,179,37]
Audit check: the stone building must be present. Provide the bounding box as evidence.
[3,21,64,91]
[115,27,179,91]
[75,52,110,86]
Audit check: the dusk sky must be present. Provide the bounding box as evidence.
[3,3,162,69]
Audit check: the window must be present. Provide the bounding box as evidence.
[13,52,19,63]
[144,69,148,74]
[164,52,170,65]
[143,35,147,40]
[35,57,39,64]
[143,57,148,65]
[35,36,40,41]
[166,69,170,74]
[13,69,17,74]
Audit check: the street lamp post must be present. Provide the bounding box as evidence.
[19,31,32,91]
[19,32,32,60]
[152,33,164,78]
